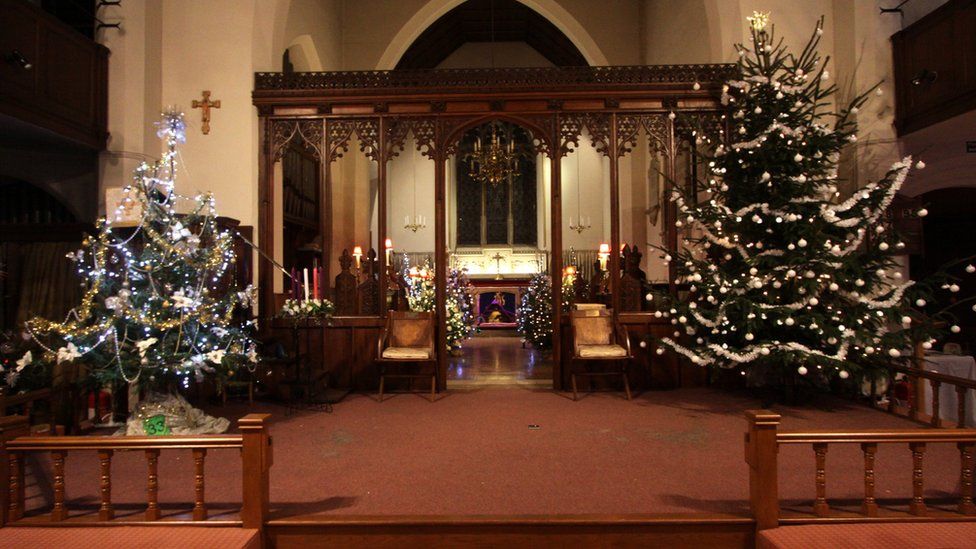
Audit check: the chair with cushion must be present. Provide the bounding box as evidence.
[376,310,437,402]
[569,308,632,401]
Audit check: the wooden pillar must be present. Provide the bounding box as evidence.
[550,126,563,391]
[0,415,29,526]
[609,113,621,315]
[257,115,274,321]
[434,146,447,391]
[322,118,334,287]
[663,116,678,293]
[745,410,780,531]
[240,414,272,535]
[377,117,388,317]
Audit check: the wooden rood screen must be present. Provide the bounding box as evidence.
[253,64,736,389]
[745,410,976,530]
[0,414,271,528]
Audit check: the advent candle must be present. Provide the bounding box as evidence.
[313,267,319,299]
[303,268,309,301]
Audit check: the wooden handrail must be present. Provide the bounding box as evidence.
[887,363,976,391]
[6,435,244,451]
[745,410,976,531]
[0,389,53,410]
[778,430,976,444]
[2,413,272,532]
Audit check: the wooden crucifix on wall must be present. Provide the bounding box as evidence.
[192,90,221,135]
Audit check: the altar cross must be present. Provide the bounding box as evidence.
[192,90,221,135]
[491,252,505,280]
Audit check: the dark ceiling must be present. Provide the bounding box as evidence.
[395,0,588,70]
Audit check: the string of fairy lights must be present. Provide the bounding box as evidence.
[23,110,257,388]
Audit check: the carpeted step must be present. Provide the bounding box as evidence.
[0,526,260,549]
[758,522,976,548]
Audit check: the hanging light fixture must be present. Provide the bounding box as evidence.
[465,0,519,187]
[468,122,519,186]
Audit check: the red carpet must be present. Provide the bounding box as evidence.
[758,523,976,548]
[19,387,968,520]
[0,526,259,548]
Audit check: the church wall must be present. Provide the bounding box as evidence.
[388,140,437,255]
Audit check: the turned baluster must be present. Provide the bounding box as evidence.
[861,443,879,516]
[145,450,160,520]
[8,452,23,521]
[813,443,829,517]
[957,386,968,428]
[192,448,207,520]
[959,442,976,515]
[98,450,113,520]
[931,380,942,427]
[909,442,927,516]
[51,450,67,521]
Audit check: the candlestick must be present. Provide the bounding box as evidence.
[303,268,309,301]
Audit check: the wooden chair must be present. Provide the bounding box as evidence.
[569,308,632,401]
[376,310,437,402]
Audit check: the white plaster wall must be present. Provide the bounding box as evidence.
[387,138,437,254]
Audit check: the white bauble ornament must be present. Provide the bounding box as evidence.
[917,208,928,217]
[785,317,795,326]
[967,264,976,274]
[888,349,901,358]
[645,293,653,302]
[829,283,839,291]
[950,284,960,293]
[745,333,754,341]
[916,299,927,307]
[901,316,912,325]
[655,348,665,355]
[879,242,889,251]
[855,279,865,287]
[794,153,803,162]
[797,366,808,375]
[760,348,771,356]
[839,370,849,380]
[798,238,807,248]
[809,297,819,306]
[639,341,647,348]
[916,160,925,169]
[951,325,962,333]
[865,346,875,355]
[922,341,933,350]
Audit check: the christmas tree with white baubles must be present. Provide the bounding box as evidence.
[654,14,941,387]
[25,111,258,391]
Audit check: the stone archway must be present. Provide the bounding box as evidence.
[375,0,609,70]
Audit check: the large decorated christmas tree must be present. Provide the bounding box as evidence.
[25,111,258,391]
[654,14,935,385]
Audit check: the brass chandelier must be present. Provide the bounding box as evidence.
[467,123,519,186]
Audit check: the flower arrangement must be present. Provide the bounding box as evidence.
[279,298,336,320]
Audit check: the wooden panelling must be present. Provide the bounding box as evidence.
[0,0,108,150]
[893,0,976,135]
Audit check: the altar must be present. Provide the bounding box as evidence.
[468,278,531,329]
[451,247,542,329]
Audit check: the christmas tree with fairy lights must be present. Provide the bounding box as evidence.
[404,260,474,352]
[25,110,258,390]
[518,273,553,351]
[653,13,942,386]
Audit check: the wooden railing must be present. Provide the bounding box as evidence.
[745,410,976,530]
[873,363,976,428]
[0,413,271,530]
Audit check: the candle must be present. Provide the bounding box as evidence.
[313,267,319,299]
[353,246,363,270]
[303,268,309,301]
[598,243,610,272]
[384,238,393,264]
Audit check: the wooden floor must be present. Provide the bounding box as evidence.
[447,336,552,386]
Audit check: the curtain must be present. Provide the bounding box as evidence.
[14,242,83,327]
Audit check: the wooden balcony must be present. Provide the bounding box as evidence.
[0,0,109,150]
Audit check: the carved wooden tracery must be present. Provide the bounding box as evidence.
[254,64,735,391]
